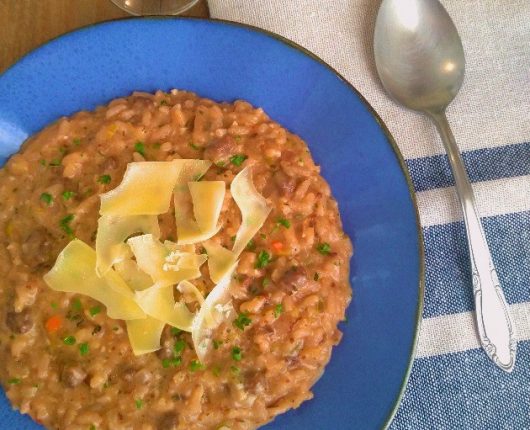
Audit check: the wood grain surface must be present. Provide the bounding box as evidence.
[0,0,209,73]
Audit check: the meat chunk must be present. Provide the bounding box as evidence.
[61,365,87,388]
[5,310,33,334]
[279,267,313,293]
[203,135,237,164]
[274,170,296,196]
[157,412,179,430]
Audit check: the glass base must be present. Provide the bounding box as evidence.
[110,0,200,16]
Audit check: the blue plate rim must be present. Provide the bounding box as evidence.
[1,16,425,430]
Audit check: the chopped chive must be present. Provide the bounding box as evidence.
[212,365,221,377]
[79,342,89,356]
[234,135,242,142]
[262,277,271,288]
[314,272,320,281]
[316,243,331,255]
[162,357,182,368]
[89,425,96,430]
[7,378,21,385]
[230,365,240,376]
[59,214,75,237]
[39,159,46,167]
[98,174,111,184]
[277,218,291,228]
[274,304,283,318]
[72,138,81,146]
[49,158,61,167]
[189,141,200,150]
[255,250,271,269]
[89,306,101,317]
[62,191,76,201]
[189,360,204,372]
[193,173,205,181]
[170,327,182,336]
[59,147,67,155]
[71,298,82,311]
[213,339,223,350]
[215,161,226,168]
[173,339,186,355]
[40,192,53,206]
[229,154,248,167]
[231,347,242,362]
[246,239,256,251]
[51,302,58,309]
[134,141,145,156]
[233,312,252,331]
[63,335,76,346]
[135,399,143,410]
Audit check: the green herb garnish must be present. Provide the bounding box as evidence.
[134,141,145,156]
[246,239,256,251]
[189,360,204,372]
[7,378,21,385]
[173,340,186,355]
[170,327,182,336]
[162,357,182,368]
[255,250,271,269]
[189,141,200,150]
[233,312,252,331]
[274,304,283,318]
[51,302,58,309]
[98,174,111,184]
[212,365,221,377]
[71,298,82,311]
[62,191,76,201]
[213,339,223,350]
[49,159,61,167]
[135,399,143,410]
[230,365,240,376]
[39,159,46,167]
[89,306,101,317]
[277,218,291,228]
[79,342,89,356]
[230,154,248,167]
[72,138,81,146]
[40,192,53,206]
[231,347,242,361]
[59,214,75,237]
[316,243,331,255]
[63,335,76,346]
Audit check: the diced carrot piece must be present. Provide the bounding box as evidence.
[271,241,284,252]
[45,315,62,333]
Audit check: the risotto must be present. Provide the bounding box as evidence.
[0,90,352,430]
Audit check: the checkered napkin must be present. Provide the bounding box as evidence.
[208,0,530,427]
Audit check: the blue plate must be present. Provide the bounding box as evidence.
[0,18,424,430]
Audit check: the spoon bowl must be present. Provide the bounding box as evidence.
[374,0,465,112]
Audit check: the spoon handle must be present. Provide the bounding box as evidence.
[429,111,517,372]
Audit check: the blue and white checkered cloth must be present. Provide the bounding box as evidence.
[209,0,530,427]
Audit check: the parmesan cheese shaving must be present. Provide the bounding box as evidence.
[126,317,165,355]
[100,161,184,216]
[191,267,236,362]
[95,215,160,276]
[205,167,272,283]
[135,284,195,331]
[231,167,272,256]
[127,234,206,286]
[177,280,205,306]
[43,240,145,320]
[114,259,153,291]
[173,164,222,245]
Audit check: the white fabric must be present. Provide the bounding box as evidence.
[209,0,530,161]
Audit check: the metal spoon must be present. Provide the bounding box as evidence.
[374,0,516,372]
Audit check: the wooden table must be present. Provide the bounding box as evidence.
[0,0,209,74]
